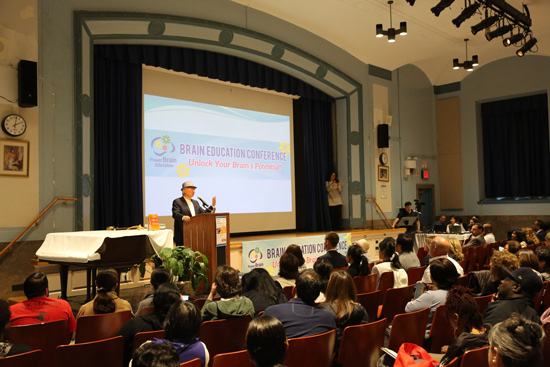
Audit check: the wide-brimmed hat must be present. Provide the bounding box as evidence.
[182,181,197,189]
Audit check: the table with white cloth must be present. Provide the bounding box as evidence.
[414,232,472,253]
[36,230,173,300]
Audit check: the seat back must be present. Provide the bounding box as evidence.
[337,319,388,367]
[542,323,550,366]
[333,266,349,272]
[465,246,480,273]
[477,244,494,269]
[357,291,383,321]
[407,266,427,285]
[456,274,470,288]
[285,330,336,367]
[473,295,493,314]
[212,350,254,367]
[427,305,454,353]
[181,358,202,367]
[417,247,428,263]
[377,271,394,300]
[540,281,550,315]
[354,273,377,294]
[193,297,220,311]
[75,310,133,343]
[441,357,459,367]
[379,285,414,322]
[0,350,42,367]
[198,314,252,366]
[53,336,124,367]
[139,306,155,315]
[459,346,489,367]
[283,286,294,301]
[132,329,166,352]
[387,307,429,351]
[6,319,71,367]
[457,260,467,271]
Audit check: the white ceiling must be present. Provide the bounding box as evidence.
[230,0,550,85]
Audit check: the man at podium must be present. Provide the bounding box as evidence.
[172,181,216,247]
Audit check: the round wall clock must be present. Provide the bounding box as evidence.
[2,114,27,137]
[379,152,389,165]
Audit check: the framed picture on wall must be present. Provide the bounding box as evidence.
[378,165,389,182]
[0,139,29,177]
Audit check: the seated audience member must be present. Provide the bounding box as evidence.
[354,239,371,263]
[0,299,32,357]
[447,238,464,262]
[438,286,488,366]
[77,268,133,317]
[517,249,543,279]
[484,223,496,244]
[285,244,306,272]
[405,258,458,337]
[313,258,333,303]
[483,267,542,326]
[201,265,254,321]
[510,229,528,247]
[395,233,420,271]
[242,268,287,316]
[322,271,369,351]
[372,237,408,289]
[152,301,208,367]
[545,232,550,247]
[317,231,348,268]
[264,269,336,338]
[136,267,171,316]
[117,283,182,366]
[523,227,539,245]
[464,223,486,248]
[433,215,446,233]
[469,215,480,226]
[503,240,522,255]
[9,272,76,335]
[536,246,550,281]
[132,341,180,367]
[421,237,464,284]
[275,252,300,289]
[487,313,545,367]
[533,220,546,243]
[346,244,371,277]
[246,315,287,367]
[481,251,520,296]
[446,216,465,234]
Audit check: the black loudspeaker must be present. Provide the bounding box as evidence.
[377,124,389,148]
[18,60,37,108]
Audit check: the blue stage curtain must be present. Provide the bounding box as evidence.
[93,55,143,229]
[481,93,550,198]
[94,45,334,231]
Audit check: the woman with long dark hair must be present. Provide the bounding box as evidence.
[242,268,287,316]
[247,315,287,367]
[371,237,408,289]
[346,244,371,277]
[77,268,133,317]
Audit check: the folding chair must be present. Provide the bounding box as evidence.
[0,350,42,367]
[473,295,493,314]
[53,336,124,367]
[357,291,383,322]
[377,271,394,300]
[407,266,427,285]
[132,329,166,352]
[378,284,414,322]
[337,319,388,367]
[427,305,454,353]
[75,310,133,343]
[285,330,336,367]
[459,346,489,367]
[354,273,377,294]
[181,358,202,367]
[211,350,254,367]
[387,307,429,351]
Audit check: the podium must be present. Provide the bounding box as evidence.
[183,213,230,286]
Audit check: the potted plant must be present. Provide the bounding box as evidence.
[140,247,209,298]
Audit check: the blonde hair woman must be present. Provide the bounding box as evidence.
[447,238,464,262]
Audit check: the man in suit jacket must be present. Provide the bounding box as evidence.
[533,220,546,242]
[172,181,216,247]
[463,223,486,248]
[317,231,348,268]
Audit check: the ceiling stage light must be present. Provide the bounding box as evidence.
[471,15,500,35]
[516,37,537,57]
[452,2,480,28]
[431,0,455,17]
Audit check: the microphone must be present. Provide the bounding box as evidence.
[197,196,214,213]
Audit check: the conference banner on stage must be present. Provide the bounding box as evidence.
[242,233,352,276]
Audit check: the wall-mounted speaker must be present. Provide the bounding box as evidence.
[18,60,37,108]
[377,124,389,148]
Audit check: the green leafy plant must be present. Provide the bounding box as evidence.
[140,247,209,291]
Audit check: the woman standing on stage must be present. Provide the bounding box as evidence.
[326,172,343,231]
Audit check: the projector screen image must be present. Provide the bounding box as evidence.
[143,93,294,232]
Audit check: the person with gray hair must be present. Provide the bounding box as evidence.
[487,313,545,367]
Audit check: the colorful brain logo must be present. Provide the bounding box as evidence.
[151,136,175,156]
[248,248,263,264]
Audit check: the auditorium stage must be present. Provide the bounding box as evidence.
[230,228,405,272]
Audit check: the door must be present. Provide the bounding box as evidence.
[417,185,434,231]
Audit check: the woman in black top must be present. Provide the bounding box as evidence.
[242,268,287,316]
[0,299,32,357]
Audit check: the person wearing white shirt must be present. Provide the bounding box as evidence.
[421,237,464,284]
[483,223,496,244]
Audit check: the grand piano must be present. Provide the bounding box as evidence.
[36,230,172,300]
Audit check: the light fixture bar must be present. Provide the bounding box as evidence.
[374,1,407,42]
